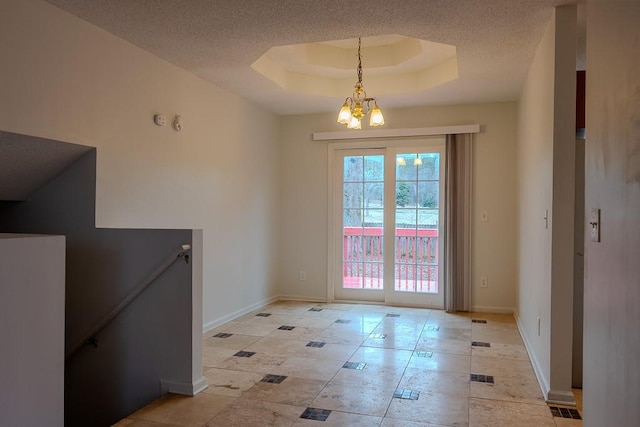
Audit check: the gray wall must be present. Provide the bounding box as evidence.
[0,234,66,427]
[584,2,640,426]
[0,150,195,427]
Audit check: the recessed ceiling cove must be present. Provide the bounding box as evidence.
[251,35,458,98]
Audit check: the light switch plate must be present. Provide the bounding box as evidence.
[589,208,600,242]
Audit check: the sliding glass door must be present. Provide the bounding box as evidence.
[332,142,445,308]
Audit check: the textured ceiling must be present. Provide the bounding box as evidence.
[0,132,93,201]
[44,0,584,115]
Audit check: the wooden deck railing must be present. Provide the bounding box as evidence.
[343,227,438,293]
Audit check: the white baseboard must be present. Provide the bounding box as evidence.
[547,389,577,406]
[202,295,280,333]
[278,294,328,303]
[160,375,208,396]
[471,306,515,314]
[514,311,551,401]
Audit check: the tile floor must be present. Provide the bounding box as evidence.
[115,301,582,427]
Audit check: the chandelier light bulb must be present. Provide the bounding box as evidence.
[369,104,385,127]
[347,116,362,129]
[337,101,352,124]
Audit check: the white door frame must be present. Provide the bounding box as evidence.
[327,136,446,305]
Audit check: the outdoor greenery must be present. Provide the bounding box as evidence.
[343,153,440,228]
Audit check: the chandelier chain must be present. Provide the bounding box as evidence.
[357,37,362,85]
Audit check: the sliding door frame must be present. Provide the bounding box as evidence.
[327,136,446,304]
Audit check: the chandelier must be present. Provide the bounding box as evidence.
[337,37,385,129]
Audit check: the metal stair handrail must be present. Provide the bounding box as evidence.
[65,244,192,361]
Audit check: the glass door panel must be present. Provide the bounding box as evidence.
[335,151,385,301]
[386,150,444,307]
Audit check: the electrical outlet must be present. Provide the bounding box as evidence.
[299,271,306,281]
[480,277,488,288]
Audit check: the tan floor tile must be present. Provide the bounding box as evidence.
[427,313,471,323]
[352,304,391,313]
[470,375,546,405]
[205,399,304,426]
[471,327,524,345]
[311,380,395,417]
[263,302,318,315]
[416,336,471,355]
[233,313,295,325]
[243,337,309,358]
[203,321,240,338]
[386,393,469,426]
[330,362,405,388]
[295,342,360,362]
[468,313,515,324]
[217,351,289,374]
[287,316,339,329]
[430,320,473,331]
[469,398,555,426]
[381,418,448,427]
[266,326,325,341]
[203,333,261,350]
[315,303,358,311]
[399,368,471,397]
[378,318,425,328]
[361,333,419,350]
[324,320,380,335]
[241,376,328,406]
[553,417,583,426]
[129,393,236,427]
[471,342,529,360]
[112,419,181,426]
[226,321,283,337]
[471,356,536,378]
[390,306,432,318]
[202,346,239,368]
[271,356,345,380]
[313,328,368,346]
[421,326,472,341]
[348,346,413,367]
[372,321,425,337]
[428,309,469,320]
[203,368,264,397]
[407,351,471,373]
[339,311,387,322]
[294,410,382,426]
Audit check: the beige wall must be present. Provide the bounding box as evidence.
[278,102,518,312]
[0,0,280,328]
[516,11,555,391]
[584,1,640,425]
[516,6,577,403]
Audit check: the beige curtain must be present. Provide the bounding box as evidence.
[444,133,473,312]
